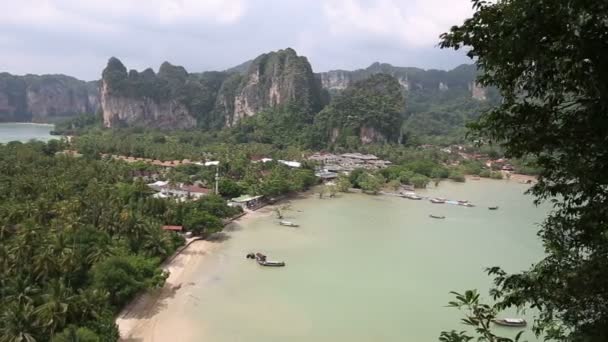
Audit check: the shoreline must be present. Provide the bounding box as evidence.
[115,199,288,341]
[114,181,524,340]
[115,239,219,340]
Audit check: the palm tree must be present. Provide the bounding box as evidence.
[32,246,57,282]
[0,302,39,342]
[35,279,76,337]
[71,288,108,322]
[140,223,171,258]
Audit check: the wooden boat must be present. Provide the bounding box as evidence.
[257,259,286,267]
[429,214,445,219]
[492,318,527,327]
[488,206,499,210]
[279,220,299,227]
[255,253,266,261]
[430,198,446,204]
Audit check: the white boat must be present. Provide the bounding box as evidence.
[257,260,286,267]
[430,198,446,204]
[279,221,299,227]
[492,318,527,327]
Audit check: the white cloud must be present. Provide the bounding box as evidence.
[0,0,246,33]
[0,0,473,79]
[157,0,245,24]
[323,0,472,47]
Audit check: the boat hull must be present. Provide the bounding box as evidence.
[492,319,527,327]
[257,260,286,267]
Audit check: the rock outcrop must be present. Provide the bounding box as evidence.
[100,58,199,129]
[1,50,486,129]
[0,73,99,122]
[220,48,323,126]
[101,49,323,128]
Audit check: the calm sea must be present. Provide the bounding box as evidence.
[172,179,547,341]
[0,123,55,143]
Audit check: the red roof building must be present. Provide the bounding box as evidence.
[162,225,183,232]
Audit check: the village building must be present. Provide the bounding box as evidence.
[130,170,159,181]
[229,195,265,210]
[148,181,211,201]
[162,225,183,232]
[308,152,392,174]
[315,170,339,181]
[250,157,301,168]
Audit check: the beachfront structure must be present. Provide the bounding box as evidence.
[229,195,264,210]
[162,225,183,232]
[308,152,391,173]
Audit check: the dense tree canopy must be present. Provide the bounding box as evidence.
[439,0,608,340]
[315,74,406,147]
[0,141,240,341]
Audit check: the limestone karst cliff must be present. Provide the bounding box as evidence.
[1,49,487,131]
[101,58,199,129]
[0,73,99,122]
[101,49,323,129]
[219,48,324,126]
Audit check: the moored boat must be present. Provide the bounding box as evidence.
[430,198,446,204]
[492,318,526,327]
[257,260,286,267]
[279,220,299,227]
[429,214,445,219]
[488,206,499,210]
[248,252,286,267]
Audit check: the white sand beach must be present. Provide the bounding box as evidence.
[116,207,277,341]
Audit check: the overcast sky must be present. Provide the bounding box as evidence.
[0,0,475,80]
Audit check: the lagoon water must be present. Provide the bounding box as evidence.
[0,123,55,143]
[183,179,546,341]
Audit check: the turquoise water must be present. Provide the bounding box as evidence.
[183,179,547,341]
[0,123,55,143]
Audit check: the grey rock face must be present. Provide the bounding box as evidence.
[100,80,195,129]
[0,73,99,122]
[222,48,323,126]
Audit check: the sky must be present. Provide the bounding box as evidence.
[0,0,475,80]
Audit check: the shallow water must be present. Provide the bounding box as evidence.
[186,179,547,341]
[0,123,55,143]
